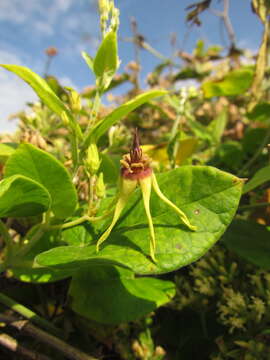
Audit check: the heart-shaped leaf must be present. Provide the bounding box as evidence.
[0,175,51,218]
[36,166,243,275]
[4,143,77,218]
[0,143,17,164]
[68,265,175,324]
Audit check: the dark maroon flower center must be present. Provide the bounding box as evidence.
[120,128,152,180]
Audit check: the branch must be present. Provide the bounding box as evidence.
[0,333,50,360]
[0,314,99,360]
[0,292,61,337]
[211,0,236,48]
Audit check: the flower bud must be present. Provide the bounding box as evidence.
[96,172,106,198]
[70,89,81,112]
[86,143,101,174]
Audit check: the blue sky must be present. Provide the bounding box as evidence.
[0,0,264,132]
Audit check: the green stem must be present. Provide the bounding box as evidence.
[237,128,270,176]
[0,293,62,338]
[71,130,79,172]
[88,176,96,216]
[49,211,114,231]
[239,202,270,210]
[85,90,102,136]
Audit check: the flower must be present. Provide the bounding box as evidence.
[96,129,196,262]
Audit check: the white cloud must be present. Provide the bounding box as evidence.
[33,21,54,36]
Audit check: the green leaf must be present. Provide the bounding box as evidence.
[0,64,71,119]
[81,51,94,72]
[36,166,243,275]
[0,143,17,164]
[99,153,119,184]
[83,90,167,148]
[10,228,74,283]
[4,144,77,218]
[243,165,270,194]
[68,265,175,324]
[247,102,270,122]
[202,68,254,98]
[0,175,51,218]
[93,31,118,78]
[223,219,270,269]
[207,109,227,144]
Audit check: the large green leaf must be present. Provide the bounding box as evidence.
[4,144,77,218]
[36,166,243,275]
[202,68,254,98]
[243,165,270,194]
[83,90,167,148]
[223,219,270,269]
[93,31,118,78]
[68,265,175,324]
[0,175,51,218]
[0,143,17,164]
[10,228,74,283]
[0,64,71,119]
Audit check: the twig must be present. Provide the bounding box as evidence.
[0,333,50,360]
[211,0,236,48]
[0,292,61,338]
[0,314,98,360]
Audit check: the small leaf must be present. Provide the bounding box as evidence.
[243,165,270,193]
[202,68,254,98]
[5,144,77,218]
[223,219,270,269]
[68,265,175,324]
[93,31,118,78]
[0,175,51,217]
[0,64,71,120]
[36,166,243,275]
[83,90,167,148]
[207,109,227,144]
[81,51,94,72]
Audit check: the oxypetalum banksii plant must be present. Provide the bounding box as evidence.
[96,129,196,262]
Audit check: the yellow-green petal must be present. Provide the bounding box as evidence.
[151,172,196,231]
[139,176,157,263]
[96,178,137,251]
